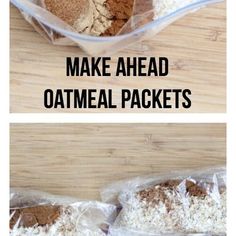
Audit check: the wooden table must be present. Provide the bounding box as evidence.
[10,123,226,200]
[10,2,226,113]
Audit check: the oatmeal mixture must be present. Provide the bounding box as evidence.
[116,179,226,234]
[41,0,134,36]
[40,0,200,36]
[153,0,197,19]
[10,204,107,236]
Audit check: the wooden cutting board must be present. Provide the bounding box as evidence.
[10,2,226,113]
[10,124,226,200]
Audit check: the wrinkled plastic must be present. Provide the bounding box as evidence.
[108,228,226,236]
[10,188,117,236]
[11,0,223,55]
[101,167,226,236]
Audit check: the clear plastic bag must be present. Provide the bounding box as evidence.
[10,188,117,236]
[10,0,223,55]
[101,167,226,236]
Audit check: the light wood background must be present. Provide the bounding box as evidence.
[10,2,226,113]
[10,124,226,200]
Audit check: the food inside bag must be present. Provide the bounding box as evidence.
[41,0,137,36]
[10,189,117,236]
[11,0,223,54]
[102,167,226,235]
[12,0,223,37]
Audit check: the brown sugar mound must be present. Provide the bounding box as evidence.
[159,180,181,189]
[43,0,89,26]
[185,180,207,197]
[10,205,61,229]
[103,0,135,36]
[106,0,134,19]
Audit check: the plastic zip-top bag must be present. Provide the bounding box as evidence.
[101,167,226,236]
[11,0,223,55]
[10,188,117,236]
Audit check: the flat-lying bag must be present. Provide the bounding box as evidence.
[101,167,226,236]
[10,0,223,55]
[10,188,117,236]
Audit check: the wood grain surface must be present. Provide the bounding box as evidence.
[10,123,226,200]
[10,2,226,113]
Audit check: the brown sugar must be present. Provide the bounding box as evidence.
[102,0,135,36]
[185,180,207,197]
[159,179,181,189]
[43,0,89,26]
[106,0,134,19]
[103,0,155,36]
[10,205,61,229]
